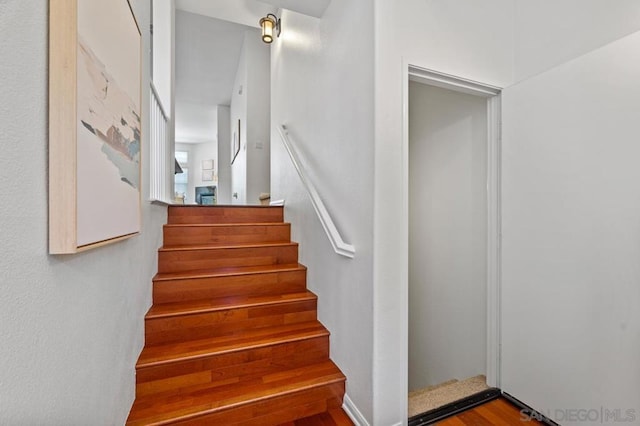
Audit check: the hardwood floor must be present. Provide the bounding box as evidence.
[278,408,355,425]
[436,398,544,425]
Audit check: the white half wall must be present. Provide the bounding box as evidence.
[0,0,166,423]
[501,31,640,425]
[408,82,487,391]
[270,4,375,422]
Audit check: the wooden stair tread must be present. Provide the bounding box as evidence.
[126,360,345,425]
[164,222,289,228]
[128,206,347,425]
[153,263,306,281]
[170,205,281,209]
[167,205,284,225]
[162,222,291,247]
[138,321,329,367]
[159,241,298,252]
[146,291,317,319]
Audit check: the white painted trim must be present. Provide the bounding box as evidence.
[400,59,411,424]
[342,394,370,426]
[485,94,502,388]
[276,124,356,258]
[408,65,501,98]
[150,80,169,119]
[404,66,503,389]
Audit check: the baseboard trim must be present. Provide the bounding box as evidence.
[502,392,560,426]
[408,388,501,426]
[343,389,556,426]
[343,394,370,426]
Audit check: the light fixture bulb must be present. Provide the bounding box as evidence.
[259,14,280,44]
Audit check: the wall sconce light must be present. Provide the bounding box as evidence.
[259,13,281,44]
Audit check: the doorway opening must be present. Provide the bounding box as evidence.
[406,66,501,418]
[151,1,272,206]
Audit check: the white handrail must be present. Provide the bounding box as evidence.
[277,124,355,259]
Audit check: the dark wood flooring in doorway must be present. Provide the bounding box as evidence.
[436,398,544,425]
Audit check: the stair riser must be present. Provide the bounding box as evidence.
[163,224,291,247]
[126,205,350,425]
[166,382,345,426]
[157,245,299,273]
[153,270,307,304]
[168,206,284,224]
[136,336,330,397]
[145,300,318,345]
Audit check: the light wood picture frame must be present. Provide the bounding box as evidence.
[49,0,142,254]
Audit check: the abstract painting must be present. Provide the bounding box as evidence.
[49,0,141,253]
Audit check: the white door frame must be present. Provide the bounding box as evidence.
[404,64,502,388]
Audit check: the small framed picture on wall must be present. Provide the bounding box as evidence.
[202,170,213,181]
[231,119,240,165]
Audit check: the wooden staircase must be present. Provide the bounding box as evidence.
[126,205,353,426]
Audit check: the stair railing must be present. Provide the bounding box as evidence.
[276,124,355,259]
[149,81,172,203]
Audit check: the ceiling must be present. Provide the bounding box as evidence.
[176,0,331,24]
[174,0,331,144]
[174,11,254,143]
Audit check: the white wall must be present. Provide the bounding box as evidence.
[152,0,176,185]
[230,31,270,205]
[408,82,487,392]
[514,0,640,82]
[0,0,165,424]
[501,31,640,425]
[152,0,175,115]
[270,4,375,423]
[217,105,232,204]
[373,1,515,423]
[271,2,640,424]
[173,11,246,144]
[230,39,248,204]
[245,33,271,205]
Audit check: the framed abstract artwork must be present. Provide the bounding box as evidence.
[49,0,142,254]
